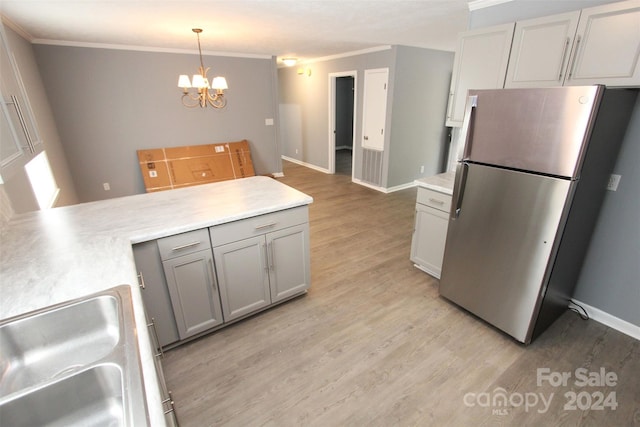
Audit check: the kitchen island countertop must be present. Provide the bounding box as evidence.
[415,170,456,195]
[0,175,313,426]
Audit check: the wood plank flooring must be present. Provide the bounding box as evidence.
[162,161,640,426]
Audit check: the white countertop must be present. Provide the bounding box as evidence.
[415,170,456,195]
[0,175,313,426]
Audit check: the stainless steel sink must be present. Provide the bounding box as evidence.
[0,286,149,426]
[0,364,124,427]
[0,294,120,395]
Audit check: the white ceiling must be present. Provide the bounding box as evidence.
[0,0,484,63]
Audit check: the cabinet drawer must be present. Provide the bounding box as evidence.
[157,228,212,260]
[209,206,308,246]
[417,188,452,213]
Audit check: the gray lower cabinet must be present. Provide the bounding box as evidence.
[212,222,310,322]
[267,224,311,303]
[162,248,223,340]
[213,236,271,322]
[132,241,180,348]
[132,206,310,347]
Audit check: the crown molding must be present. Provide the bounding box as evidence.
[30,38,272,59]
[302,45,392,65]
[1,15,34,41]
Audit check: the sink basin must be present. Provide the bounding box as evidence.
[0,294,120,395]
[0,364,124,427]
[0,286,149,426]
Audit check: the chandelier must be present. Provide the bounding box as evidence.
[178,29,228,109]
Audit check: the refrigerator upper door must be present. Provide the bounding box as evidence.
[461,86,603,178]
[440,163,573,343]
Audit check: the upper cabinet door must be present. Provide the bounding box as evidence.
[564,0,640,87]
[446,23,515,127]
[504,12,580,88]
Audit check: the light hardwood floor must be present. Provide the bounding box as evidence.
[162,161,640,426]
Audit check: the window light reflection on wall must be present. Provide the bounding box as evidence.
[25,151,59,209]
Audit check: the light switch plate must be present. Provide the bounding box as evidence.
[607,174,621,191]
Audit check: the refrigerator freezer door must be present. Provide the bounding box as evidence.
[440,163,573,343]
[462,86,603,178]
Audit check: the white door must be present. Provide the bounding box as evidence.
[361,68,388,152]
[446,23,515,127]
[504,11,580,88]
[564,0,640,87]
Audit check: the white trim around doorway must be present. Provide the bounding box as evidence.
[328,71,357,177]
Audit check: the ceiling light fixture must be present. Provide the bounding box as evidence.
[178,28,228,109]
[282,57,297,67]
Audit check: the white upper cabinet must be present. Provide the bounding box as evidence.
[564,0,640,87]
[450,0,640,126]
[446,23,515,127]
[505,12,580,88]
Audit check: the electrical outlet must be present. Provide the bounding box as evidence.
[420,165,424,174]
[606,174,621,191]
[103,182,110,191]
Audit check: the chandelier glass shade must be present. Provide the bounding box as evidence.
[178,29,228,109]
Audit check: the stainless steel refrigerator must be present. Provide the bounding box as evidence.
[439,86,638,344]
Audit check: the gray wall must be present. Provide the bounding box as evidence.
[278,46,453,189]
[1,24,78,214]
[387,46,453,187]
[468,0,639,326]
[278,48,395,181]
[574,97,640,326]
[33,44,280,202]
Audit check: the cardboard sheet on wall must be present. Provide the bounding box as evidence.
[137,140,255,192]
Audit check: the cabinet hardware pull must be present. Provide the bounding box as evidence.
[148,317,164,358]
[559,37,570,81]
[428,198,444,205]
[567,35,581,80]
[208,259,217,292]
[268,242,275,270]
[163,391,176,415]
[262,243,269,272]
[171,241,200,251]
[254,222,277,230]
[9,95,35,153]
[137,272,146,289]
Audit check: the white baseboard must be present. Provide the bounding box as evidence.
[282,155,417,194]
[352,178,417,194]
[281,156,330,174]
[386,182,417,193]
[351,178,387,193]
[272,172,284,178]
[571,298,640,341]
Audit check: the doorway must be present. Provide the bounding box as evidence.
[328,71,357,176]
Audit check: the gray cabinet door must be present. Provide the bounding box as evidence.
[132,241,179,347]
[268,224,310,303]
[213,235,271,322]
[162,248,223,339]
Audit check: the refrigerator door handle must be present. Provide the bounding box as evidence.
[451,162,469,220]
[460,95,478,160]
